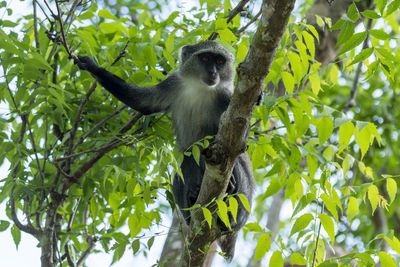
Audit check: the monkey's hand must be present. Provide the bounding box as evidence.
[76,56,99,72]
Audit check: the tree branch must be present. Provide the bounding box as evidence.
[186,0,296,265]
[208,0,250,40]
[236,9,262,36]
[72,105,127,151]
[54,0,77,60]
[10,186,42,238]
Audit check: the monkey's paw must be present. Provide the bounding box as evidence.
[76,56,98,71]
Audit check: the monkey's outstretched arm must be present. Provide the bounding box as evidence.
[77,56,179,114]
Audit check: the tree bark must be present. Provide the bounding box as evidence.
[184,0,296,266]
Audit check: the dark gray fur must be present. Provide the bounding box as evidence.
[77,40,255,262]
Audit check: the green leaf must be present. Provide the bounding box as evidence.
[216,200,231,230]
[361,10,381,19]
[384,236,400,254]
[386,178,397,204]
[365,60,380,80]
[254,233,270,264]
[143,45,158,67]
[337,31,367,56]
[368,185,379,214]
[347,196,359,221]
[282,72,295,94]
[375,0,387,15]
[165,34,175,53]
[290,253,307,265]
[369,29,393,40]
[269,251,283,267]
[302,31,316,58]
[98,9,118,20]
[357,123,381,159]
[378,252,397,267]
[307,154,318,179]
[132,239,140,254]
[11,225,21,249]
[238,193,251,213]
[348,48,374,66]
[339,121,354,146]
[309,72,321,95]
[347,3,359,21]
[336,21,355,47]
[228,197,238,224]
[317,117,333,145]
[290,213,313,236]
[128,214,141,238]
[217,28,237,44]
[375,47,396,62]
[147,236,155,249]
[202,207,212,229]
[252,144,265,170]
[236,41,248,63]
[79,11,94,20]
[215,18,227,30]
[244,222,263,232]
[386,0,400,16]
[192,145,200,166]
[0,220,10,232]
[318,214,335,244]
[288,51,304,84]
[320,193,338,221]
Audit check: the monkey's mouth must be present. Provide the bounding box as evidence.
[204,77,218,87]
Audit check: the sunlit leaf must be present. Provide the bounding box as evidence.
[347,196,359,221]
[368,185,379,214]
[319,214,335,244]
[378,252,397,267]
[254,233,270,264]
[290,213,313,236]
[269,251,283,267]
[386,178,397,204]
[202,207,213,229]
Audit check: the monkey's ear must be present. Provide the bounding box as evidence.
[181,45,194,63]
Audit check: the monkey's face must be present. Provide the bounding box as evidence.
[197,52,226,87]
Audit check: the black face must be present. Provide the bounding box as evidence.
[198,52,226,86]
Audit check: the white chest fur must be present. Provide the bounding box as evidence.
[172,77,220,150]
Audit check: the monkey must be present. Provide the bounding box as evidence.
[76,40,255,262]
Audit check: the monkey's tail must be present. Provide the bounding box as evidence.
[217,231,238,263]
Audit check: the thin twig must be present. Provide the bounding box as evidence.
[236,9,262,36]
[76,236,97,267]
[35,1,52,22]
[54,160,75,180]
[67,81,97,157]
[72,105,127,151]
[312,204,324,267]
[64,244,76,267]
[10,186,42,238]
[54,0,77,60]
[64,0,82,35]
[208,0,250,40]
[59,113,143,192]
[33,0,40,53]
[111,41,131,66]
[43,0,57,18]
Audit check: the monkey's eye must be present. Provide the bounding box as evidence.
[216,57,225,65]
[201,55,209,62]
